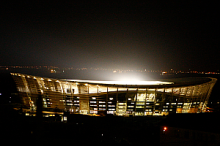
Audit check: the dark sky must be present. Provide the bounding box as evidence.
[1,1,219,71]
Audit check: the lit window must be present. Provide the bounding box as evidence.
[128,106,134,108]
[64,116,67,121]
[118,106,125,109]
[107,111,114,114]
[119,103,125,105]
[136,106,144,108]
[109,97,113,100]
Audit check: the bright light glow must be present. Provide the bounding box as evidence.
[66,79,173,85]
[163,127,167,131]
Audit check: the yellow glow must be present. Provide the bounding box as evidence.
[67,79,173,85]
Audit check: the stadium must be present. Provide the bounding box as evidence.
[0,73,217,117]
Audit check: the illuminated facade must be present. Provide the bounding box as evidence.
[9,73,217,116]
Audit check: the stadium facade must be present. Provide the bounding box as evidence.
[3,73,217,117]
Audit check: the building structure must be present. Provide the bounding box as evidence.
[0,73,217,117]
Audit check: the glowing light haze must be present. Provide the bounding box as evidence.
[66,79,173,85]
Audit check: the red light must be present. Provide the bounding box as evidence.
[163,127,167,131]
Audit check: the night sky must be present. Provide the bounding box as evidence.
[1,1,219,71]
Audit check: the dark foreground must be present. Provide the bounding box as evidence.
[2,104,220,146]
[1,104,161,146]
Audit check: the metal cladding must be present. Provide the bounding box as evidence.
[10,73,217,116]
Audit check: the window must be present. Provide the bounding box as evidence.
[146,106,152,108]
[67,103,73,105]
[107,111,114,114]
[128,106,134,108]
[136,106,144,108]
[119,103,125,105]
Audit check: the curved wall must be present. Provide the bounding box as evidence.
[11,73,217,116]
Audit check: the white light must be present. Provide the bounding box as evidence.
[66,79,173,85]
